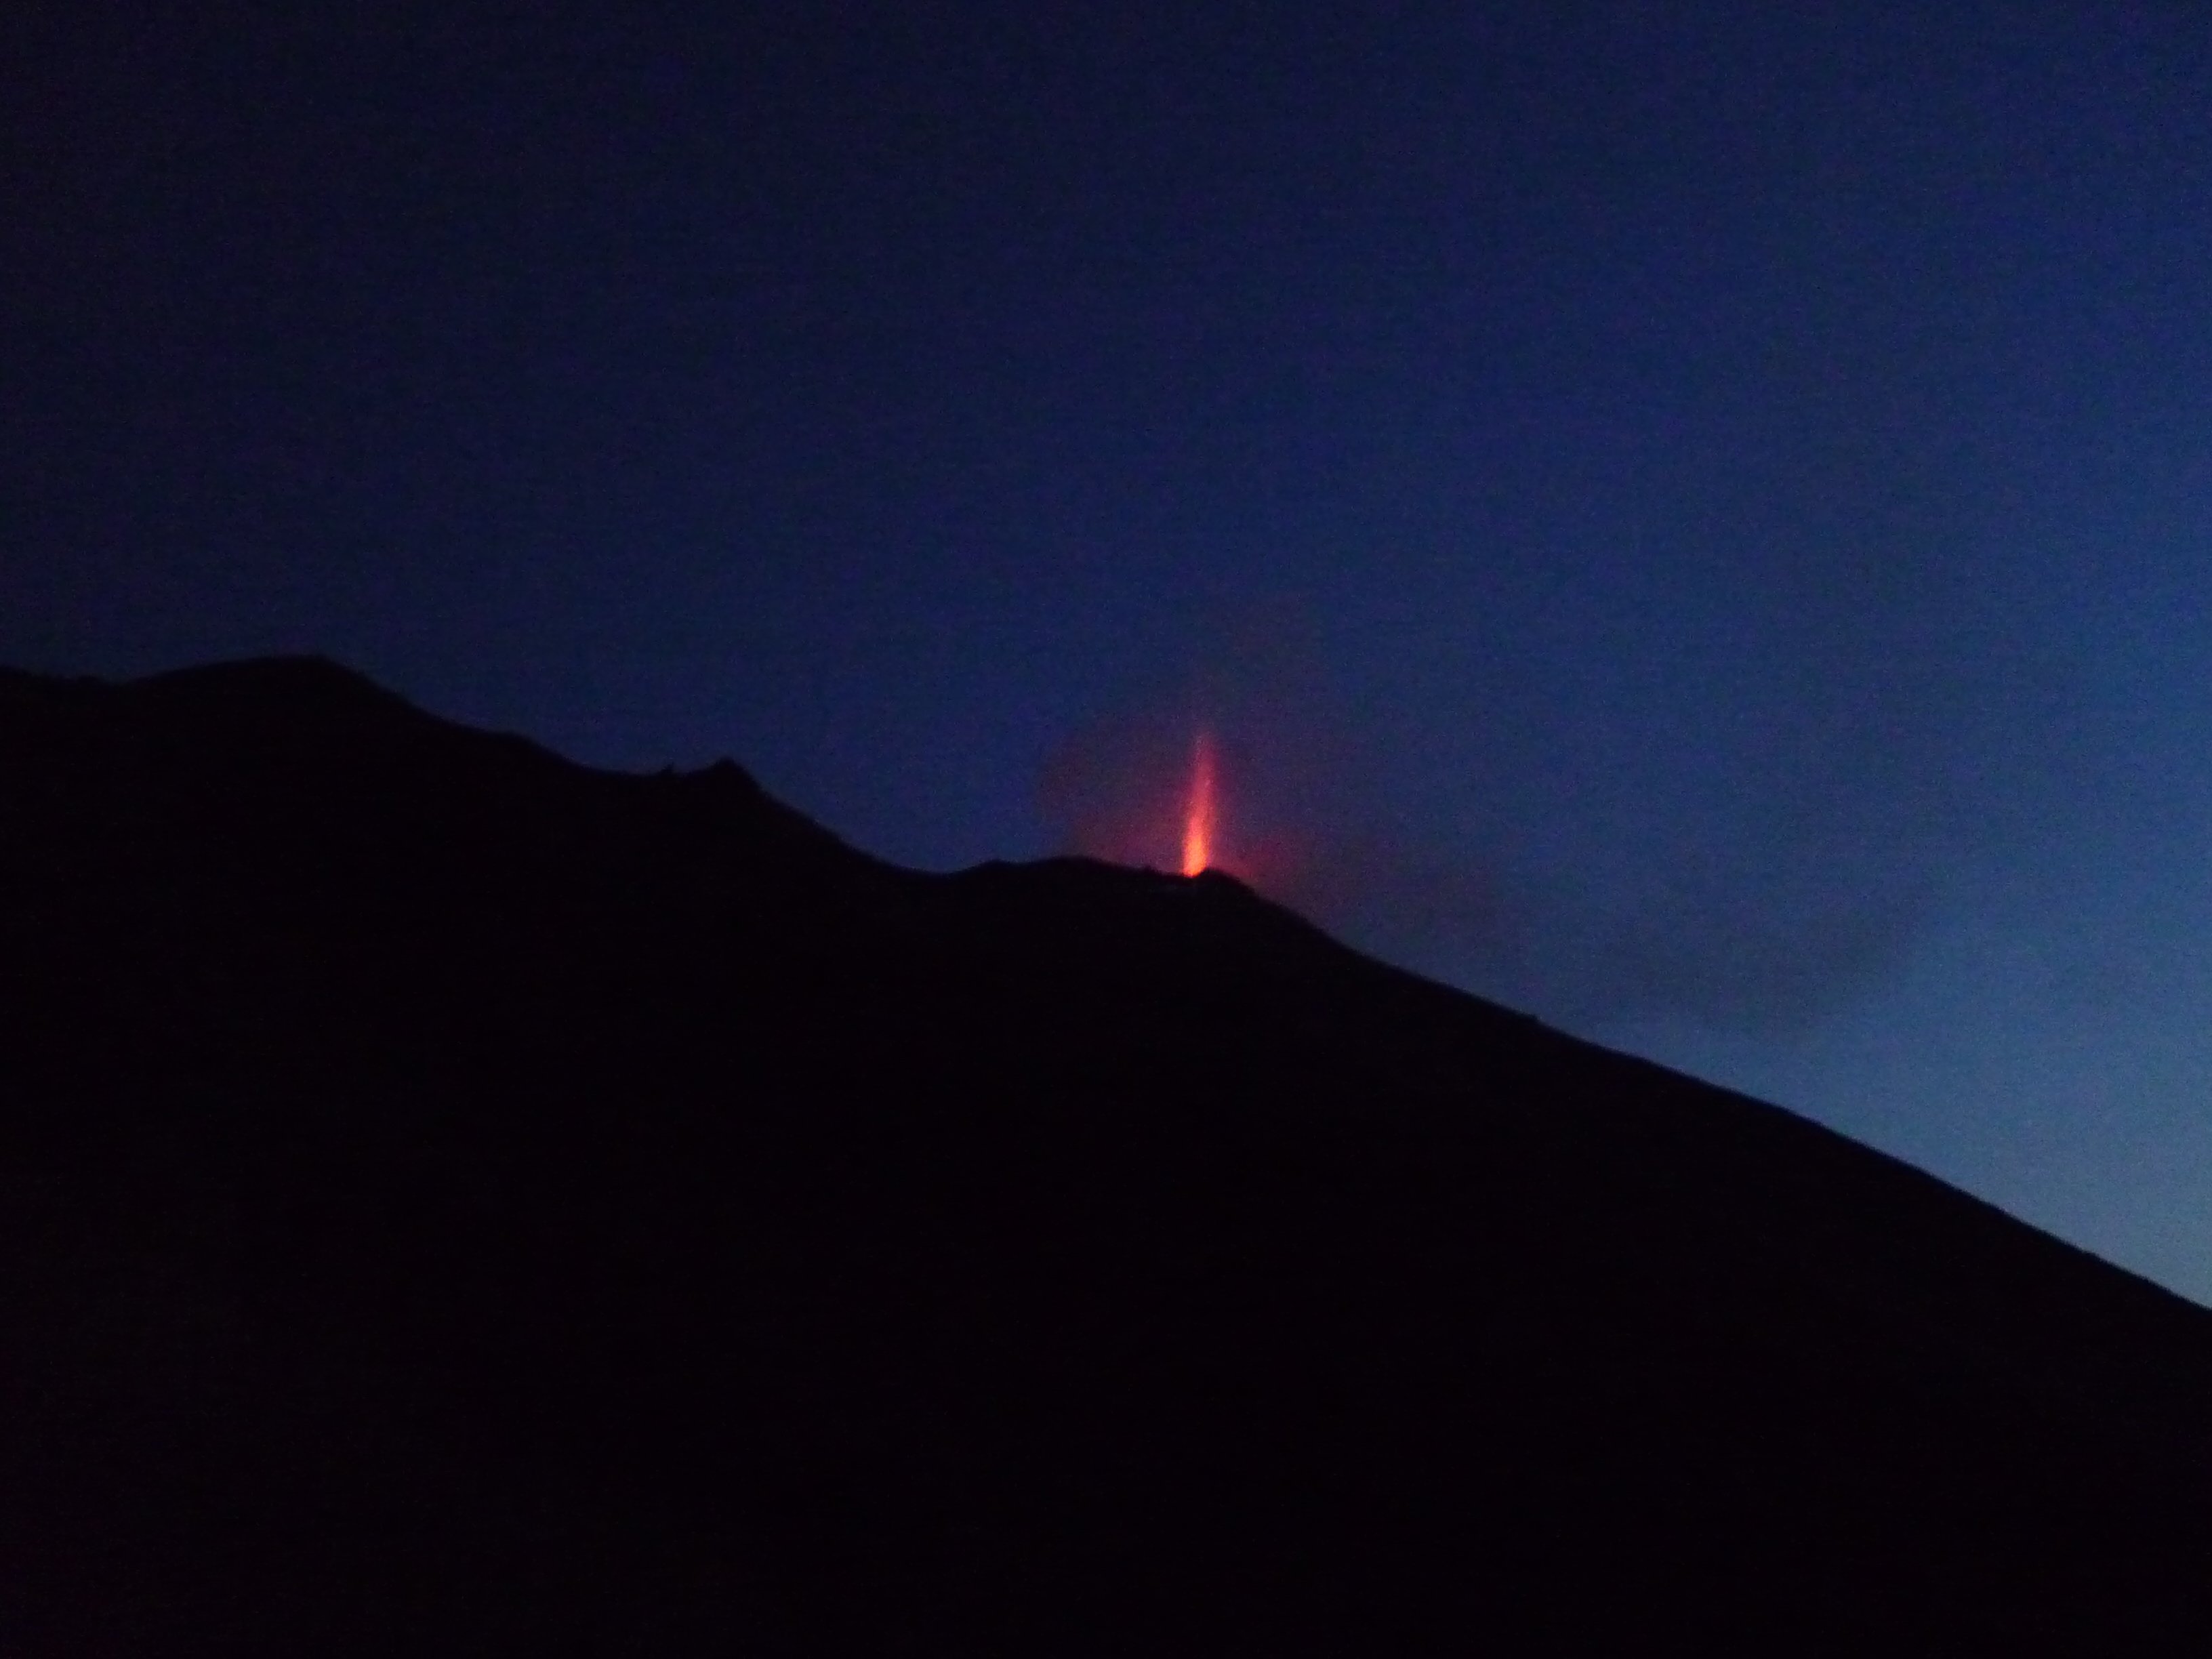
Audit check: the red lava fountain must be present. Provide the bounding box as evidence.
[1181,731,1218,876]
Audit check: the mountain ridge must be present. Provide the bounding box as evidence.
[2,656,2209,1652]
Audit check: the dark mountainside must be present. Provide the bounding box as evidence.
[4,659,2211,1654]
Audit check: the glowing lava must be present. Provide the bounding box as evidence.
[1181,731,1217,876]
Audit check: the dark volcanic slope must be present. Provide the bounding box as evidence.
[3,659,2209,1654]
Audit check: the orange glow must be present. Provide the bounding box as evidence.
[1181,731,1217,875]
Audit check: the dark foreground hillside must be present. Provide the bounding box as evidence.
[3,657,2209,1654]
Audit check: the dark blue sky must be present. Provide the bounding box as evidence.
[11,3,2212,1298]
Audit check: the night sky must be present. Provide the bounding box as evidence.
[10,4,2212,1300]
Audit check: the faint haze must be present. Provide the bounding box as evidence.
[1042,561,2089,1037]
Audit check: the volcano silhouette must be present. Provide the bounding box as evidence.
[3,657,2209,1653]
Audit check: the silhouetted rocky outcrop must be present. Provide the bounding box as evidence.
[3,657,2209,1653]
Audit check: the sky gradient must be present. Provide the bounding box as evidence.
[9,3,2212,1298]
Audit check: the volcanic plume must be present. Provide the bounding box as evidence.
[1181,731,1218,875]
